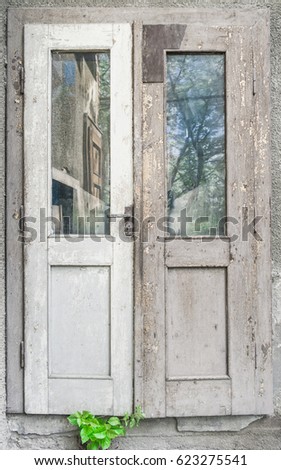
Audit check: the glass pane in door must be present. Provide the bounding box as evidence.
[51,51,110,235]
[166,53,226,236]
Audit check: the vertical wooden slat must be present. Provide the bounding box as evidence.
[133,20,145,409]
[227,27,257,414]
[252,14,273,414]
[142,83,166,417]
[24,24,49,413]
[110,23,133,415]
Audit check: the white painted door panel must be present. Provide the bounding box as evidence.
[24,23,133,414]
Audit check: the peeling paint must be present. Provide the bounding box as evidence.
[1,0,280,451]
[261,343,271,362]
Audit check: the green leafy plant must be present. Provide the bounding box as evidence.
[68,406,145,450]
[123,405,145,429]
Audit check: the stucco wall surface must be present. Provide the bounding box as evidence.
[1,0,281,449]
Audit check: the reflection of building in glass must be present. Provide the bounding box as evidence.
[51,52,110,235]
[83,113,103,200]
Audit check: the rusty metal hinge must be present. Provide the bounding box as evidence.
[19,65,24,94]
[253,67,257,96]
[20,341,25,369]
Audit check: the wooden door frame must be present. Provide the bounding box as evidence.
[7,7,270,415]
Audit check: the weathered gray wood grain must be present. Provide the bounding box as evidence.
[226,26,259,415]
[165,239,230,267]
[166,268,227,379]
[133,20,145,410]
[24,24,49,414]
[142,83,166,417]
[252,14,273,415]
[166,379,231,417]
[48,378,114,415]
[8,7,266,28]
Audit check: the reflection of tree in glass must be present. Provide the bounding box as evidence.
[167,54,225,235]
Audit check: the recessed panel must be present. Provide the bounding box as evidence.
[49,266,110,377]
[166,267,227,378]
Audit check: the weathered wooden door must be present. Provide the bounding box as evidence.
[140,20,272,417]
[24,23,133,414]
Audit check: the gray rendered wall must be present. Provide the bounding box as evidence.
[1,0,281,449]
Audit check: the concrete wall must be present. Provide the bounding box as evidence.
[1,0,281,449]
